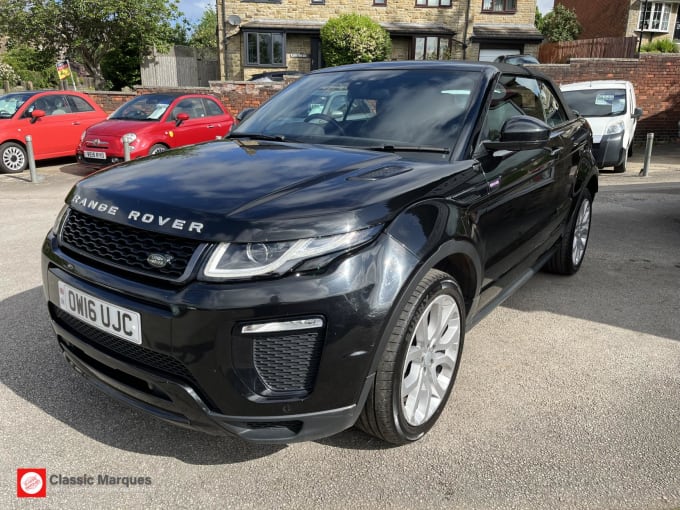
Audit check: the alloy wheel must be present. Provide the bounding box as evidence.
[400,294,461,427]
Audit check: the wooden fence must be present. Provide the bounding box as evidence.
[141,45,218,88]
[539,37,638,64]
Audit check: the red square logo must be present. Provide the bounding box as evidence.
[17,468,47,498]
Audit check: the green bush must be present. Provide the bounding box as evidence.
[640,38,679,53]
[0,62,20,86]
[2,46,58,89]
[320,14,391,67]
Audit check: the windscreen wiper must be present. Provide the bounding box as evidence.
[364,145,450,154]
[228,132,287,142]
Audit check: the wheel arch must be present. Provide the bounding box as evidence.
[1,138,27,150]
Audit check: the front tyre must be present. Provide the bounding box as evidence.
[357,269,465,444]
[545,189,593,275]
[613,149,627,173]
[0,142,27,173]
[148,144,168,156]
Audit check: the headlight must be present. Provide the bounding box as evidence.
[121,133,137,144]
[52,205,69,236]
[202,226,382,280]
[605,120,625,135]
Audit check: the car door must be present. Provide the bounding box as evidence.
[167,97,228,147]
[473,74,572,308]
[20,93,87,158]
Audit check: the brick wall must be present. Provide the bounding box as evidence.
[537,54,680,142]
[86,82,288,118]
[87,90,137,113]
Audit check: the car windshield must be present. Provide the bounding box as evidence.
[0,92,35,119]
[231,68,481,151]
[562,89,627,117]
[109,94,177,121]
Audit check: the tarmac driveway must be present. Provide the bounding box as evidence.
[1,148,678,509]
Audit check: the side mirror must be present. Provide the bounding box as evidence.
[175,112,190,127]
[30,109,46,123]
[236,108,256,122]
[483,115,551,151]
[633,107,643,120]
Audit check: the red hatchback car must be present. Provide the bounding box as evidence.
[77,93,235,166]
[0,90,107,173]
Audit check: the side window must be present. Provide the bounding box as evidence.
[50,95,71,115]
[482,75,544,141]
[538,81,567,127]
[203,98,224,117]
[171,98,205,120]
[66,95,95,113]
[24,97,56,117]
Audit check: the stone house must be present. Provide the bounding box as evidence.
[216,0,543,80]
[557,0,680,46]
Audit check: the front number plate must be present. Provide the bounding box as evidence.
[84,150,106,160]
[57,281,141,344]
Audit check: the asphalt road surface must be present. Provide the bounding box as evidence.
[1,153,679,510]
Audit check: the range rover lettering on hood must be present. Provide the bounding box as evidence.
[70,194,204,233]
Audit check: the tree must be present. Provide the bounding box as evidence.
[190,7,218,50]
[539,4,582,42]
[535,7,543,31]
[320,14,391,67]
[0,0,186,89]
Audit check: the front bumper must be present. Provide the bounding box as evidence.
[76,150,130,167]
[592,132,625,168]
[42,231,417,443]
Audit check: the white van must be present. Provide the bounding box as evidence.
[561,80,643,173]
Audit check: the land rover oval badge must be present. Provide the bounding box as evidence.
[147,253,173,268]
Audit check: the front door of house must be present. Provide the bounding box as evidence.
[311,38,324,70]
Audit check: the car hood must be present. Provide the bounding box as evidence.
[84,119,161,137]
[66,140,471,242]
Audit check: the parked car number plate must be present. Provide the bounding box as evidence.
[84,150,107,160]
[57,281,141,344]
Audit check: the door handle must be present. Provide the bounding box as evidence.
[207,124,215,128]
[72,121,81,125]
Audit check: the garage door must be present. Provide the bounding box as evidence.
[478,49,520,62]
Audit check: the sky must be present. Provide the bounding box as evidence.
[537,0,555,14]
[178,0,211,24]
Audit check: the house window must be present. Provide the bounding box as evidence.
[414,37,451,60]
[310,0,325,4]
[637,2,672,32]
[482,0,517,12]
[245,32,285,66]
[373,0,386,5]
[415,0,452,8]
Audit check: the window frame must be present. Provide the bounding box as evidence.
[415,0,452,8]
[637,2,672,32]
[481,0,517,13]
[412,36,452,60]
[244,31,286,67]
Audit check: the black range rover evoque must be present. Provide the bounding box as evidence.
[42,61,598,444]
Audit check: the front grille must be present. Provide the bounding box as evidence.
[60,209,202,280]
[53,306,197,387]
[252,332,323,394]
